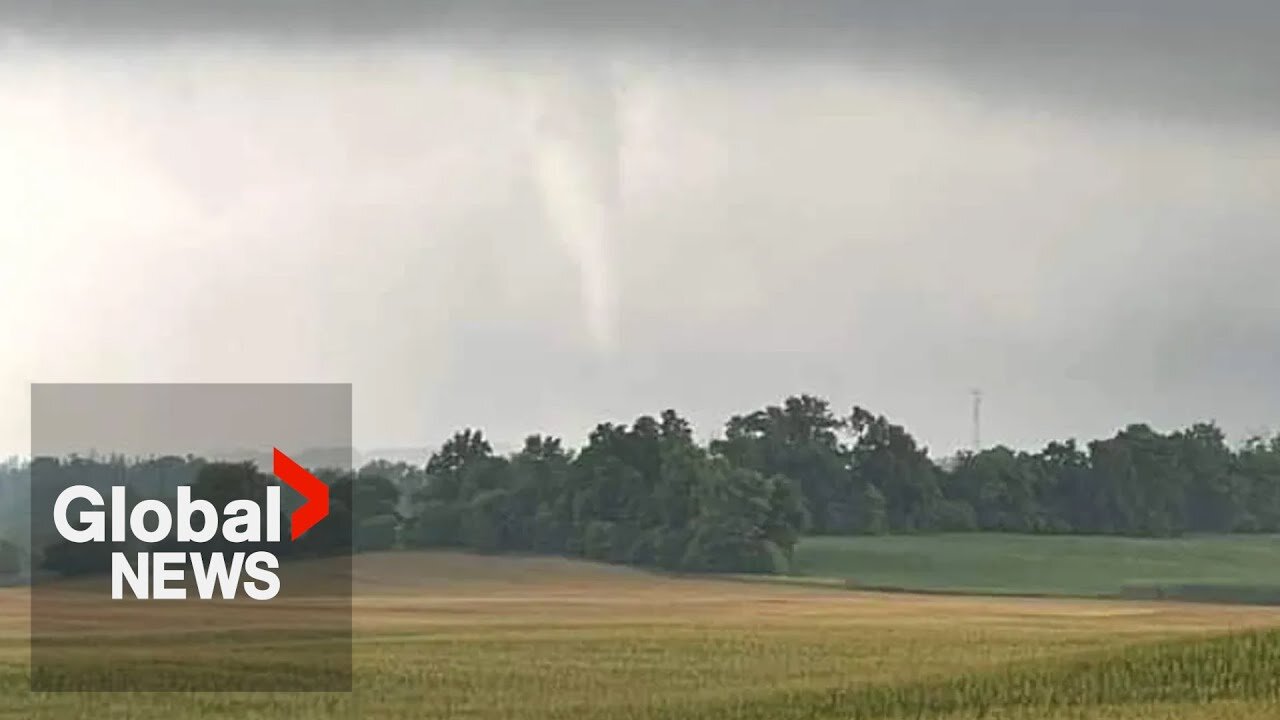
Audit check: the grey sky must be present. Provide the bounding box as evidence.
[31,383,350,463]
[1,2,1278,458]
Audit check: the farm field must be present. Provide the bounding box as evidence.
[0,551,1277,718]
[791,533,1280,598]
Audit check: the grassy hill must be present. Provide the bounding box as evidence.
[791,534,1280,599]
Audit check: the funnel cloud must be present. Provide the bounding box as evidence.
[521,56,623,352]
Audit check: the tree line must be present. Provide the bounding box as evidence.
[7,394,1280,577]
[713,397,1280,538]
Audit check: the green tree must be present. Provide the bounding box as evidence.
[712,395,851,534]
[947,447,1047,532]
[1236,434,1280,531]
[849,407,943,532]
[1179,423,1247,532]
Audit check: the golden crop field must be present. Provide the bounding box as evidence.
[1,551,1279,719]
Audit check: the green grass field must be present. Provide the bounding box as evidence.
[791,534,1280,598]
[0,550,1278,718]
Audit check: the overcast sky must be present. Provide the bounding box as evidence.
[2,1,1278,458]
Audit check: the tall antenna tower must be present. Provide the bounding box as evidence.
[971,389,983,452]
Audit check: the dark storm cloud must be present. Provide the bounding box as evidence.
[4,1,1278,458]
[5,1,1279,127]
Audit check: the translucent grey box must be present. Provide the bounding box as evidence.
[29,383,353,693]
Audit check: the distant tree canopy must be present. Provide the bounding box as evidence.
[8,396,1280,577]
[713,398,1280,539]
[401,411,805,573]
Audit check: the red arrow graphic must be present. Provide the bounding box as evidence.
[273,448,330,541]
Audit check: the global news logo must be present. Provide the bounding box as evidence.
[49,449,329,601]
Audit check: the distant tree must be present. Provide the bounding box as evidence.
[1036,440,1093,533]
[506,435,574,552]
[1087,425,1188,536]
[946,447,1048,532]
[712,395,850,534]
[462,488,512,553]
[405,429,505,549]
[192,461,268,507]
[848,479,888,534]
[1178,423,1247,532]
[848,407,943,533]
[1235,434,1280,531]
[423,429,494,503]
[343,473,401,552]
[682,462,792,574]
